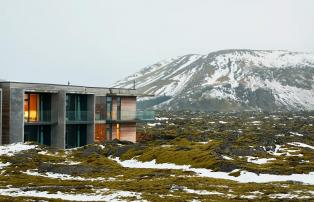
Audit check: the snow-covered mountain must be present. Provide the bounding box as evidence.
[113,49,314,111]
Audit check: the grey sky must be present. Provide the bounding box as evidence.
[1,0,313,86]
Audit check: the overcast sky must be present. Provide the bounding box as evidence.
[1,0,313,86]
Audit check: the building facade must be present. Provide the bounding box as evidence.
[0,82,153,149]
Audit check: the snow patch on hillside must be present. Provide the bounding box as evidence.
[211,50,314,69]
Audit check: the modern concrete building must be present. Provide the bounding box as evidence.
[0,81,154,149]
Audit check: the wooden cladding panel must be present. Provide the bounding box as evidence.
[121,97,136,120]
[120,123,136,143]
[95,124,106,143]
[1,86,10,144]
[121,97,136,111]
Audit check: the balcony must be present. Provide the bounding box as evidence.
[136,110,155,121]
[66,111,93,123]
[98,110,155,122]
[24,110,52,124]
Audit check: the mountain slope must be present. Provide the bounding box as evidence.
[113,49,314,111]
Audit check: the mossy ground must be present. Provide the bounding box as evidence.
[0,111,313,201]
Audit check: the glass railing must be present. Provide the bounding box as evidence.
[66,111,93,122]
[24,110,52,123]
[100,110,155,121]
[95,112,106,121]
[136,110,155,121]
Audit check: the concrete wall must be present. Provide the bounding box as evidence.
[0,83,10,144]
[86,94,95,144]
[9,88,24,143]
[51,91,66,149]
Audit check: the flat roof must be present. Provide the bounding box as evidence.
[0,81,133,90]
[0,81,154,97]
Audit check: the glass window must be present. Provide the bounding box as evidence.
[117,97,121,120]
[106,124,112,141]
[24,125,51,146]
[106,97,112,120]
[29,94,39,121]
[66,94,88,121]
[95,96,106,120]
[66,124,87,148]
[24,93,51,122]
[24,94,39,122]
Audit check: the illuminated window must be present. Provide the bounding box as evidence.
[24,94,29,122]
[24,93,51,122]
[24,94,39,122]
[116,123,120,140]
[29,94,39,121]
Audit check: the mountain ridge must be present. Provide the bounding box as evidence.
[113,49,314,111]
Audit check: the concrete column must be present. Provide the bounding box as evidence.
[0,89,2,145]
[9,88,24,143]
[0,83,11,144]
[86,94,95,145]
[51,91,66,149]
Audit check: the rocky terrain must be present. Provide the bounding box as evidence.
[0,111,313,201]
[113,49,314,111]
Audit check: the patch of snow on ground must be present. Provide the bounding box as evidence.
[247,157,276,164]
[147,123,161,127]
[0,187,145,201]
[289,132,304,137]
[269,193,311,199]
[155,117,169,121]
[161,145,173,148]
[112,157,314,185]
[222,155,233,160]
[196,141,211,144]
[250,121,261,125]
[218,121,228,124]
[38,150,67,157]
[287,142,314,150]
[53,160,81,165]
[23,170,107,181]
[183,187,223,196]
[0,162,11,170]
[0,143,37,156]
[268,145,303,157]
[240,191,264,199]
